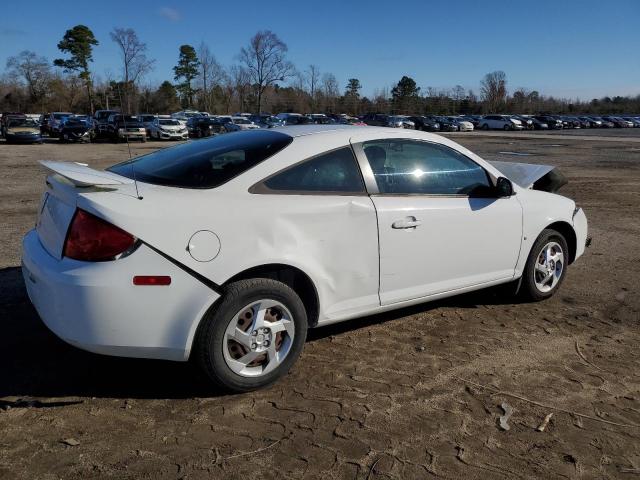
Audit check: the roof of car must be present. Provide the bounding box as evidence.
[271,124,365,137]
[270,124,444,140]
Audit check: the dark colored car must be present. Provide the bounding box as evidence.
[534,115,563,129]
[567,116,590,128]
[562,116,583,128]
[4,117,42,143]
[602,116,628,128]
[408,116,441,132]
[100,114,146,142]
[432,116,459,132]
[186,117,226,138]
[526,117,549,130]
[622,117,640,127]
[459,115,482,127]
[39,113,50,135]
[274,113,311,125]
[579,116,601,128]
[589,116,614,128]
[93,110,120,136]
[59,117,93,142]
[307,114,335,124]
[362,113,391,127]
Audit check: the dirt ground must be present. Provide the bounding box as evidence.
[0,130,639,479]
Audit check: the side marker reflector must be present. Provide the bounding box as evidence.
[133,275,171,286]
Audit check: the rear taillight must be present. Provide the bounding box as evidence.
[64,209,136,261]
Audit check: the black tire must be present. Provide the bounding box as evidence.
[482,123,489,130]
[519,229,569,302]
[195,278,308,392]
[503,124,510,131]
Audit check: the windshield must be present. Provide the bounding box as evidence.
[8,118,38,128]
[54,113,72,119]
[108,130,293,189]
[159,119,180,126]
[234,118,251,124]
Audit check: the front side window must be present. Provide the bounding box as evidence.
[362,140,492,196]
[257,147,365,194]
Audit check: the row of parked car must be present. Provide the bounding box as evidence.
[360,113,640,132]
[2,109,640,144]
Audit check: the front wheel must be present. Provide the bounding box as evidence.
[520,229,569,301]
[195,278,308,392]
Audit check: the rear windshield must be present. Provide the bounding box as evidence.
[108,130,293,189]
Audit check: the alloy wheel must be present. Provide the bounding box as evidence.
[223,299,295,377]
[534,241,564,293]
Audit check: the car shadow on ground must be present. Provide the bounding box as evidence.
[0,266,522,400]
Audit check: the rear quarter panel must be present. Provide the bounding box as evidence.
[76,133,381,324]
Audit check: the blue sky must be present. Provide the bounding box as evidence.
[1,0,638,100]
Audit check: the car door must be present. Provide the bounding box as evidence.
[249,145,380,319]
[354,138,523,305]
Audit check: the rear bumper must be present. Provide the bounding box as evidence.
[22,229,219,361]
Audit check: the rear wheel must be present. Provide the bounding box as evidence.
[482,123,489,130]
[520,229,569,301]
[196,278,308,392]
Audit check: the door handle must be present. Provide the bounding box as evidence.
[392,216,422,229]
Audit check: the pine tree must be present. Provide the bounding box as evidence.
[53,25,99,113]
[173,45,200,108]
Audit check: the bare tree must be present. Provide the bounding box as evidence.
[198,42,224,112]
[452,85,466,101]
[238,30,294,113]
[305,65,320,111]
[110,27,155,113]
[230,65,251,112]
[480,70,507,112]
[6,51,51,107]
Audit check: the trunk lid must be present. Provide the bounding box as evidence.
[35,161,135,259]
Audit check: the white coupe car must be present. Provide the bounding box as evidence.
[22,126,589,392]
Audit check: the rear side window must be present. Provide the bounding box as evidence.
[108,130,292,189]
[255,147,365,194]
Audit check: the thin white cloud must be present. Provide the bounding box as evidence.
[0,27,27,36]
[158,7,181,22]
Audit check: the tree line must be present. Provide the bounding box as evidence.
[1,24,639,116]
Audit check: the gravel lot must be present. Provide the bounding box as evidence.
[1,130,639,479]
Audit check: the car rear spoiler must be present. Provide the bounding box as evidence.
[489,161,567,193]
[40,160,134,187]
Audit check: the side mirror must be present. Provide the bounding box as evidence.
[496,177,514,197]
